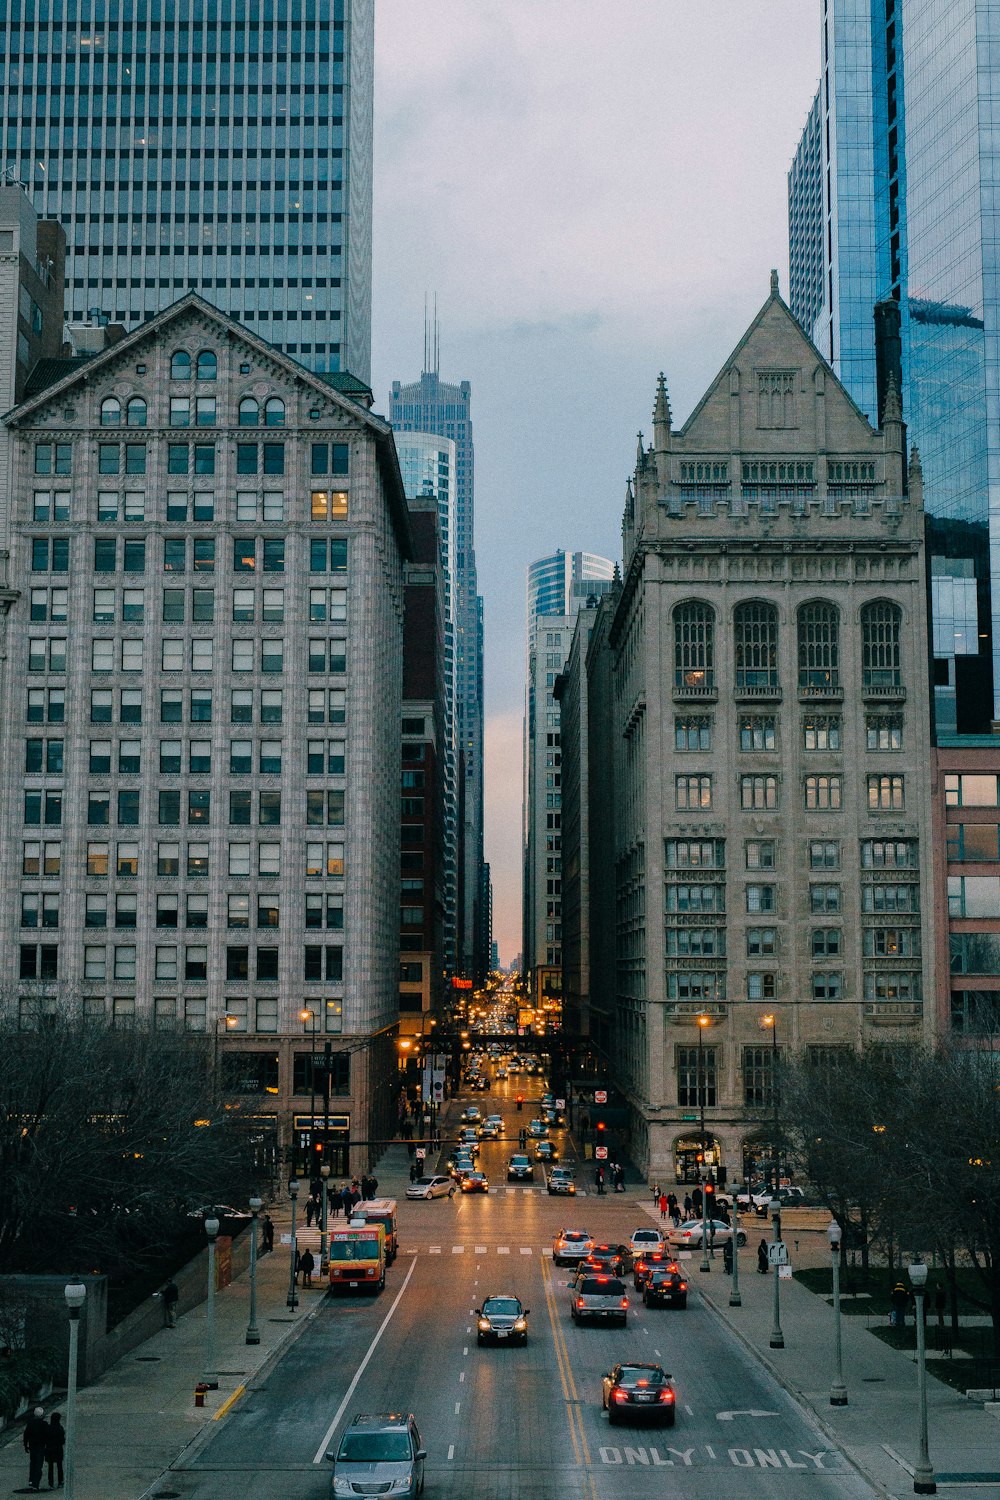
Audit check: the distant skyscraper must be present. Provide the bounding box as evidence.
[522,551,614,1003]
[391,331,484,979]
[788,0,998,732]
[0,0,374,378]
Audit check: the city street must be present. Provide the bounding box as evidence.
[163,1076,876,1500]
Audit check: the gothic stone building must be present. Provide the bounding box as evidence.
[594,276,936,1184]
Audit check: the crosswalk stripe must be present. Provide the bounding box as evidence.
[475,1246,487,1255]
[429,1246,441,1255]
[497,1245,510,1254]
[452,1244,464,1254]
[520,1246,532,1255]
[542,1248,553,1258]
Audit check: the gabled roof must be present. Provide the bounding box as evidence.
[23,355,95,399]
[7,292,411,558]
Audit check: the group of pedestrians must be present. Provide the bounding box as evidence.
[656,1187,728,1227]
[594,1162,627,1194]
[21,1408,64,1491]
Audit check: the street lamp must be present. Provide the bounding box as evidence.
[761,1012,781,1195]
[63,1281,86,1500]
[320,1164,331,1274]
[908,1258,936,1494]
[697,1015,712,1274]
[769,1194,784,1349]
[729,1201,742,1308]
[827,1219,847,1405]
[246,1196,262,1345]
[301,1007,318,1176]
[203,1216,220,1389]
[286,1178,300,1310]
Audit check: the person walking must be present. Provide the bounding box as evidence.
[723,1239,734,1275]
[596,1165,605,1195]
[23,1405,48,1491]
[934,1282,947,1329]
[890,1280,909,1329]
[305,1194,317,1228]
[651,1180,660,1205]
[261,1214,274,1254]
[45,1412,65,1490]
[299,1248,316,1287]
[692,1186,703,1218]
[659,1192,668,1220]
[340,1183,353,1218]
[683,1193,693,1220]
[757,1238,769,1274]
[160,1278,179,1327]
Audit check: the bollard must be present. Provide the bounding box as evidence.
[194,1382,209,1408]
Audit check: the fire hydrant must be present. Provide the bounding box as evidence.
[194,1382,209,1408]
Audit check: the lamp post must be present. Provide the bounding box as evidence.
[908,1259,936,1494]
[63,1281,86,1500]
[761,1012,780,1195]
[246,1196,262,1345]
[301,1007,318,1176]
[320,1164,331,1274]
[729,1203,742,1307]
[697,1015,712,1273]
[287,1178,300,1310]
[769,1194,785,1348]
[828,1219,847,1405]
[203,1216,220,1388]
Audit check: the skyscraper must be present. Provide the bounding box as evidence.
[390,343,484,981]
[0,0,374,379]
[788,0,997,734]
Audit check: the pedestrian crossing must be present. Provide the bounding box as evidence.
[411,1245,556,1257]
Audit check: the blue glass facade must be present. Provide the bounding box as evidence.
[0,0,373,378]
[790,0,998,728]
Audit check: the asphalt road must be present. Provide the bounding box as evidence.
[166,1072,877,1500]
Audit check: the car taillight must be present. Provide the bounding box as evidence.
[613,1389,629,1402]
[577,1299,585,1309]
[679,1282,687,1291]
[621,1298,629,1309]
[659,1389,675,1403]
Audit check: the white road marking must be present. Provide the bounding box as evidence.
[459,1371,465,1382]
[447,1445,455,1461]
[475,1245,487,1255]
[654,1349,661,1357]
[463,1346,468,1355]
[452,1244,464,1254]
[685,1404,694,1415]
[520,1246,532,1255]
[429,1246,441,1255]
[312,1255,418,1463]
[497,1245,510,1254]
[542,1248,554,1258]
[454,1401,461,1415]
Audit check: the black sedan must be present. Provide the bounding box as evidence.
[584,1242,632,1277]
[602,1363,676,1426]
[642,1266,688,1309]
[507,1154,534,1182]
[476,1294,529,1346]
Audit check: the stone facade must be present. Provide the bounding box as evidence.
[0,292,410,1173]
[589,279,937,1184]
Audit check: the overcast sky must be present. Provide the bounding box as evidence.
[372,1,820,965]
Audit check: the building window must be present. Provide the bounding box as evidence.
[804,774,842,810]
[664,839,725,869]
[812,971,842,999]
[797,601,839,691]
[867,774,904,812]
[677,1046,717,1108]
[864,971,921,1003]
[740,775,777,810]
[673,601,715,691]
[865,928,921,959]
[809,884,841,912]
[743,1045,779,1107]
[866,714,903,751]
[746,971,776,1000]
[802,715,841,750]
[861,601,902,688]
[739,716,776,752]
[745,884,775,913]
[171,350,192,380]
[746,928,777,956]
[745,840,775,870]
[861,839,917,869]
[675,775,712,810]
[734,600,779,689]
[674,716,711,751]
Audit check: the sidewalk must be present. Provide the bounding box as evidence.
[636,1200,1000,1500]
[0,1147,419,1500]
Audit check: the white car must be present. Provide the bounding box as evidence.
[629,1227,664,1254]
[666,1219,747,1249]
[406,1174,456,1200]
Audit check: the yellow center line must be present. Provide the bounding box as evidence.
[541,1257,582,1467]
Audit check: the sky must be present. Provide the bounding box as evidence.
[371,1,820,965]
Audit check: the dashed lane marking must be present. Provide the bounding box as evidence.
[497,1246,510,1254]
[520,1247,532,1255]
[452,1245,465,1254]
[447,1445,455,1461]
[475,1245,487,1255]
[429,1246,441,1255]
[454,1402,461,1415]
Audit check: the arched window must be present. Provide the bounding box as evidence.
[673,601,715,693]
[734,601,779,690]
[238,397,260,426]
[797,601,840,692]
[100,396,121,426]
[861,601,902,687]
[196,350,217,381]
[125,397,147,427]
[170,350,191,380]
[263,397,285,427]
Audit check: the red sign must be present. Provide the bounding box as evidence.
[452,978,473,990]
[594,1090,608,1104]
[595,1146,608,1160]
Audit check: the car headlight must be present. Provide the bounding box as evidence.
[514,1318,526,1330]
[478,1318,490,1331]
[389,1480,412,1494]
[333,1480,353,1496]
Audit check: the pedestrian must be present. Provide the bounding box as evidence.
[23,1405,48,1491]
[45,1412,65,1490]
[596,1166,605,1195]
[349,1182,362,1209]
[890,1280,909,1329]
[409,1160,418,1183]
[304,1194,316,1228]
[299,1248,315,1287]
[934,1282,947,1329]
[340,1184,353,1217]
[329,1189,341,1219]
[160,1278,179,1327]
[692,1186,703,1218]
[261,1214,274,1254]
[757,1238,769,1274]
[659,1192,668,1220]
[615,1164,625,1193]
[368,1175,379,1199]
[683,1193,693,1220]
[294,1248,302,1285]
[723,1239,734,1275]
[651,1180,660,1205]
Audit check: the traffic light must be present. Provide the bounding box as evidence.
[516,1094,523,1111]
[705,1182,715,1206]
[596,1121,605,1134]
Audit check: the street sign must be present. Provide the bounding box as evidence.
[594,1089,608,1104]
[595,1145,608,1160]
[555,1098,566,1110]
[767,1241,789,1267]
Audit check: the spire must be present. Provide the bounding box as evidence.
[653,371,672,452]
[636,431,645,469]
[770,268,780,298]
[882,368,902,427]
[422,293,440,377]
[908,444,922,482]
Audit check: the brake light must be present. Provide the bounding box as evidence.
[621,1297,629,1309]
[597,1275,609,1283]
[659,1389,675,1404]
[679,1282,687,1291]
[613,1389,629,1402]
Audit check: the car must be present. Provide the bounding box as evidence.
[478,1121,499,1141]
[547,1168,576,1196]
[570,1273,629,1326]
[585,1242,632,1277]
[601,1364,676,1427]
[543,1107,565,1128]
[666,1219,747,1249]
[327,1413,426,1498]
[542,1093,555,1107]
[405,1174,456,1200]
[458,1128,481,1152]
[752,1185,809,1215]
[643,1266,688,1309]
[460,1105,482,1123]
[629,1227,664,1255]
[552,1228,594,1266]
[460,1171,490,1194]
[534,1140,559,1162]
[633,1248,674,1290]
[485,1114,504,1134]
[185,1203,253,1236]
[449,1154,476,1181]
[528,1118,549,1138]
[476,1293,529,1346]
[496,1068,507,1080]
[472,1075,491,1091]
[507,1153,534,1182]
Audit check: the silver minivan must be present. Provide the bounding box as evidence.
[328,1413,426,1497]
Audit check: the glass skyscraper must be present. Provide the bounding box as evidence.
[789,0,998,730]
[0,0,373,378]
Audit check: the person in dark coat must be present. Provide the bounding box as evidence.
[299,1248,316,1287]
[305,1194,317,1228]
[890,1281,909,1328]
[683,1193,693,1219]
[160,1278,179,1327]
[45,1412,65,1489]
[23,1405,48,1491]
[757,1239,769,1274]
[723,1239,734,1275]
[340,1184,353,1217]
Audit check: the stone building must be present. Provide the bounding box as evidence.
[0,291,410,1175]
[588,276,937,1184]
